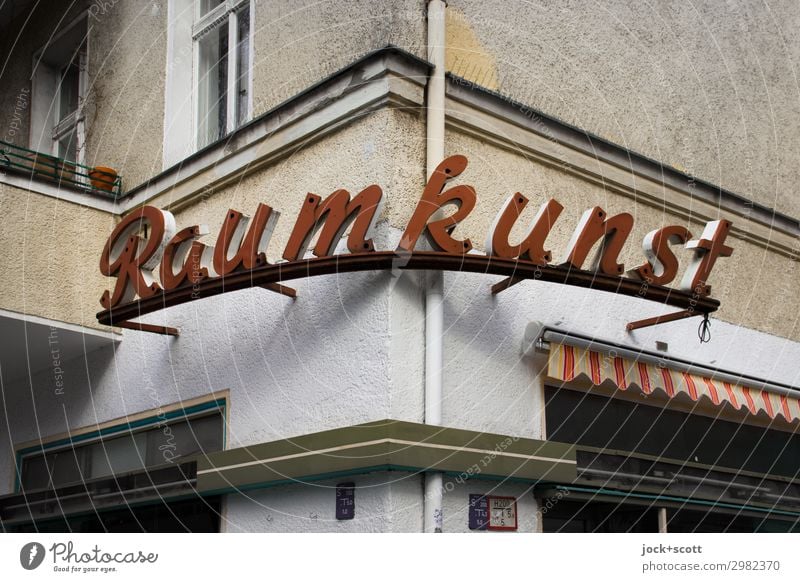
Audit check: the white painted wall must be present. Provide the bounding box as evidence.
[223,472,423,533]
[442,270,800,439]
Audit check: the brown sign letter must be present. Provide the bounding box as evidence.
[680,219,734,296]
[283,185,383,262]
[398,155,477,254]
[560,207,633,275]
[486,195,563,264]
[160,225,214,291]
[630,226,692,286]
[214,203,279,275]
[99,206,175,309]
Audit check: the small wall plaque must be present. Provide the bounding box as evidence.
[468,494,489,530]
[336,482,355,520]
[487,496,517,531]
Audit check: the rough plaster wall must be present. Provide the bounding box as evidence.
[224,472,541,532]
[84,1,167,191]
[0,1,89,148]
[251,0,427,115]
[440,130,800,341]
[442,270,545,438]
[443,268,800,439]
[163,110,425,252]
[0,271,397,495]
[447,0,800,220]
[223,472,423,532]
[0,182,114,329]
[169,110,428,435]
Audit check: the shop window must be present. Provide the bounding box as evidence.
[16,400,225,491]
[545,386,800,478]
[193,0,252,149]
[7,496,222,533]
[30,16,87,164]
[542,500,658,533]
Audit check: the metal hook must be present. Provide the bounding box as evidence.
[698,314,712,343]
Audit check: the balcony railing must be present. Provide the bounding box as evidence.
[0,140,122,198]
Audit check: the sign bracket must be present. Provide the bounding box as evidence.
[626,309,700,332]
[116,320,180,336]
[491,275,524,294]
[261,282,297,299]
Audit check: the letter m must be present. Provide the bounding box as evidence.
[283,185,384,261]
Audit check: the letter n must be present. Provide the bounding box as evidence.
[560,206,633,275]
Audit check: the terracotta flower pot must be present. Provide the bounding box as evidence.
[89,166,118,193]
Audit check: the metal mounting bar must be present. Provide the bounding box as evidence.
[626,309,700,332]
[98,252,720,327]
[116,320,180,336]
[262,282,297,298]
[491,275,524,294]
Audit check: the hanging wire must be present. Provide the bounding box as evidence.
[698,313,711,343]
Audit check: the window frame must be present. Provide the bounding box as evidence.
[192,0,254,150]
[29,13,89,166]
[13,395,227,493]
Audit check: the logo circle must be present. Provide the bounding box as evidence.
[19,542,46,570]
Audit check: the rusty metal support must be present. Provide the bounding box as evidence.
[626,309,700,332]
[262,282,297,298]
[491,275,524,294]
[116,320,180,336]
[98,252,720,329]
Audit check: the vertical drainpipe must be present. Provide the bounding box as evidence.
[423,0,446,534]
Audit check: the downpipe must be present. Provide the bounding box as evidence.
[423,0,446,534]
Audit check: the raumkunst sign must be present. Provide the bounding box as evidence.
[97,156,732,334]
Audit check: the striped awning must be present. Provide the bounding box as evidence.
[547,343,800,423]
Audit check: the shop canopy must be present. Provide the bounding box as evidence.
[546,340,800,423]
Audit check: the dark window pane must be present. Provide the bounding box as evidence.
[542,500,658,533]
[235,5,250,128]
[197,23,229,147]
[666,507,800,532]
[545,386,800,478]
[146,413,223,465]
[20,410,223,490]
[58,61,80,120]
[8,496,222,533]
[87,432,147,479]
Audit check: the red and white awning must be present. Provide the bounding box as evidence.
[547,343,800,423]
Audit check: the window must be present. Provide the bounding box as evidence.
[194,0,252,149]
[30,16,87,164]
[544,386,800,478]
[17,400,225,491]
[7,497,223,533]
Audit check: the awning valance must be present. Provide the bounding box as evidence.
[547,343,800,423]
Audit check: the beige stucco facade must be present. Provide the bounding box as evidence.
[0,181,113,329]
[445,0,800,220]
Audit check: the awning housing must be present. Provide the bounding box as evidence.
[548,342,800,423]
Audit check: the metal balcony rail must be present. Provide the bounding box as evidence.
[0,140,122,198]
